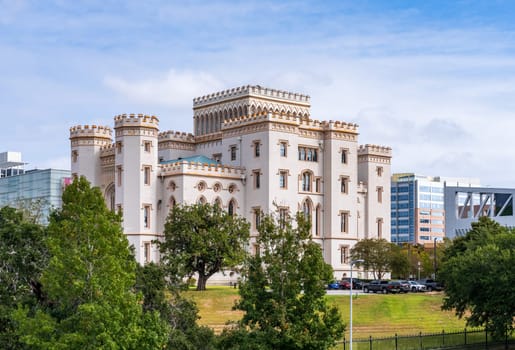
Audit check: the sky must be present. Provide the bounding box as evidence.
[1,0,515,187]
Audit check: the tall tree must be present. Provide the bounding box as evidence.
[13,176,169,349]
[0,206,48,349]
[389,243,410,279]
[135,263,215,350]
[219,212,344,350]
[350,238,392,279]
[439,217,515,339]
[158,203,250,291]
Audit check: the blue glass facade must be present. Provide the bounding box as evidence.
[0,168,71,224]
[390,179,415,243]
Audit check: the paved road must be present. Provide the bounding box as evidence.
[326,289,367,296]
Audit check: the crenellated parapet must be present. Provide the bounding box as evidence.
[158,130,195,143]
[193,85,310,107]
[321,120,359,133]
[160,160,245,179]
[100,144,115,157]
[358,144,392,164]
[114,114,159,137]
[69,125,113,147]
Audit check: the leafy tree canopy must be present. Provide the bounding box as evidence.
[0,206,48,349]
[350,238,393,280]
[439,217,515,339]
[13,176,169,349]
[219,211,344,350]
[158,203,250,291]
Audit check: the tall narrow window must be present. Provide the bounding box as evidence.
[340,211,349,233]
[315,178,321,193]
[376,166,383,177]
[143,205,151,228]
[253,207,261,230]
[280,141,287,157]
[254,141,261,157]
[377,218,383,238]
[377,186,383,203]
[279,170,288,189]
[230,146,237,161]
[340,176,349,194]
[302,200,312,223]
[72,150,78,163]
[228,199,236,216]
[341,149,348,164]
[340,245,349,264]
[315,205,321,236]
[144,166,151,185]
[253,170,261,189]
[116,141,123,154]
[302,172,312,192]
[117,166,123,186]
[144,242,151,263]
[279,207,289,228]
[144,141,152,152]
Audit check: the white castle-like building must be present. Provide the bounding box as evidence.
[70,85,392,279]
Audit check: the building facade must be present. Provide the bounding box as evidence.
[70,85,392,278]
[0,151,71,224]
[391,173,480,244]
[445,186,515,238]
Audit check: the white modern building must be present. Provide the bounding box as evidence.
[70,85,392,279]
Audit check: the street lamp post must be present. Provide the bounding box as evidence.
[350,259,364,350]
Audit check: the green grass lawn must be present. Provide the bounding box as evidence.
[185,287,469,338]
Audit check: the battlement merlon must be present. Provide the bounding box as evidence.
[159,160,246,179]
[158,130,196,143]
[192,85,311,108]
[100,144,115,157]
[358,144,393,157]
[69,125,113,140]
[113,114,159,129]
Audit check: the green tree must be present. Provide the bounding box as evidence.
[13,176,169,349]
[0,206,48,349]
[389,243,410,279]
[350,238,392,279]
[439,217,515,339]
[219,212,344,350]
[158,203,250,291]
[135,263,215,350]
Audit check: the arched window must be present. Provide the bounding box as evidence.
[213,197,222,208]
[197,181,206,192]
[169,181,176,191]
[228,199,236,216]
[302,199,312,224]
[302,171,312,192]
[105,183,115,211]
[198,196,207,204]
[169,196,176,207]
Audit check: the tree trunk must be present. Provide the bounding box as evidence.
[197,274,208,291]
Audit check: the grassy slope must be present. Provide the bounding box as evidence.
[186,287,468,338]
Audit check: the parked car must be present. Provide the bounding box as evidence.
[363,280,402,294]
[327,281,340,290]
[406,280,427,292]
[339,278,363,290]
[395,280,410,293]
[417,279,444,292]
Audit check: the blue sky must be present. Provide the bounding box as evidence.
[2,0,515,186]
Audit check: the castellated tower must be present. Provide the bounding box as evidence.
[69,125,112,184]
[357,144,392,240]
[114,114,160,264]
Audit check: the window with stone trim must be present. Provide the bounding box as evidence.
[340,245,350,264]
[143,205,151,228]
[144,242,151,263]
[377,186,383,203]
[376,166,384,177]
[279,170,288,189]
[340,176,349,194]
[253,170,261,189]
[143,140,152,152]
[230,145,237,161]
[279,141,288,157]
[341,148,349,164]
[143,166,151,185]
[301,171,312,192]
[72,150,78,163]
[340,211,349,233]
[377,217,383,238]
[253,140,261,157]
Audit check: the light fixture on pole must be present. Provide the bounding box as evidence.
[350,259,364,350]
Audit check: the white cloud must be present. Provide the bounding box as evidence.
[103,69,225,107]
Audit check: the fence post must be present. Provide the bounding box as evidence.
[343,336,346,350]
[485,327,488,350]
[395,333,398,350]
[442,329,445,347]
[419,331,422,350]
[369,335,372,350]
[464,328,467,345]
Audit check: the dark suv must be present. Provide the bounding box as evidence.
[417,279,444,292]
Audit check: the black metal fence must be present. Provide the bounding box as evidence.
[338,328,515,350]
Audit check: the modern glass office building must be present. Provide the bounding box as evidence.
[391,174,447,244]
[0,152,71,223]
